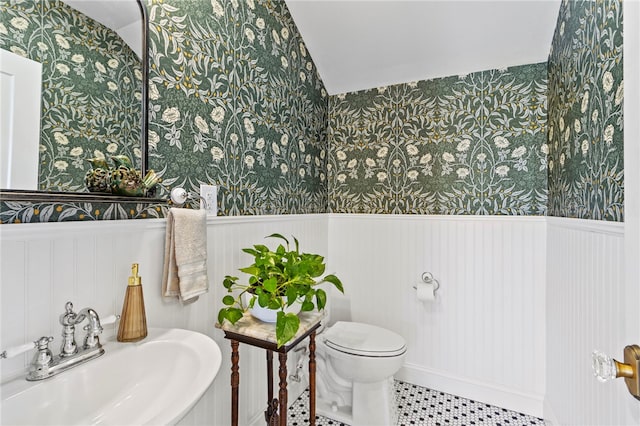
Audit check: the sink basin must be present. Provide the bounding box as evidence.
[1,328,222,425]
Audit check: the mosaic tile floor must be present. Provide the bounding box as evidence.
[288,381,545,425]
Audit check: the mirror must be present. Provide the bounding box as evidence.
[0,0,149,200]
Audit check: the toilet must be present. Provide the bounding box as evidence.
[314,321,407,425]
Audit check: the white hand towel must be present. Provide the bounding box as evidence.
[162,208,209,303]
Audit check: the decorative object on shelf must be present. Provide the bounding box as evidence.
[84,158,111,193]
[81,154,161,197]
[108,155,160,197]
[110,154,134,169]
[217,234,344,347]
[109,155,143,196]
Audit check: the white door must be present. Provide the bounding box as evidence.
[620,0,640,422]
[593,1,640,422]
[623,0,640,411]
[0,49,42,190]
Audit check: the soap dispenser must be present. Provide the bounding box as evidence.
[117,263,148,342]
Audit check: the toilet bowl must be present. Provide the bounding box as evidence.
[315,321,407,426]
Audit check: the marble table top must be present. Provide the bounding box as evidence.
[216,311,325,349]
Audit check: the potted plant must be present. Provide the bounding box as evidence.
[217,234,344,347]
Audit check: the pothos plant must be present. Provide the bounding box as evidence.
[217,234,344,347]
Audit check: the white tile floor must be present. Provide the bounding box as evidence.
[287,381,545,425]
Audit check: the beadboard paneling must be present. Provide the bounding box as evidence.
[0,215,328,426]
[544,217,638,425]
[327,214,546,417]
[5,213,635,424]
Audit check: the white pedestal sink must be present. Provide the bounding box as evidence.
[1,328,222,425]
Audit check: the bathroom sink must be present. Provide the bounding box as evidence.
[1,328,222,425]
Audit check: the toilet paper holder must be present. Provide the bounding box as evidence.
[412,272,440,292]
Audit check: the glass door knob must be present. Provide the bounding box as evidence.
[592,345,640,401]
[592,350,618,382]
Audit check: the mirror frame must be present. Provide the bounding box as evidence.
[0,0,159,204]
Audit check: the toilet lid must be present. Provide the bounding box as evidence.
[323,321,406,357]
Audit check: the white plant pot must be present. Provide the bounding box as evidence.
[245,294,302,323]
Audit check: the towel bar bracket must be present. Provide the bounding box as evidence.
[170,187,208,210]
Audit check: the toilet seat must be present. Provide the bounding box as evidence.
[323,321,406,357]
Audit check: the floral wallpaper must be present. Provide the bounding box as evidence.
[547,0,624,221]
[146,0,328,216]
[328,63,548,215]
[1,0,625,224]
[0,0,142,192]
[0,0,328,223]
[1,199,167,223]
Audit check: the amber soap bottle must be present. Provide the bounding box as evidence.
[117,263,148,342]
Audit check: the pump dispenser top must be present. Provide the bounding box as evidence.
[117,263,147,342]
[129,263,141,286]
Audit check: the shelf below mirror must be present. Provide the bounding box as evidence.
[0,190,166,204]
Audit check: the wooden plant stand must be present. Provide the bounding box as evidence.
[217,311,323,426]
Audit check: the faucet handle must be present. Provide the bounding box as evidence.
[99,314,120,326]
[27,337,55,381]
[1,340,38,359]
[1,337,54,359]
[60,301,77,325]
[36,336,54,346]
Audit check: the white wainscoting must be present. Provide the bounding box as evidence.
[0,214,328,426]
[544,217,636,426]
[8,213,630,424]
[327,214,547,417]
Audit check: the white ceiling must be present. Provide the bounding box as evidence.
[62,0,142,58]
[285,0,562,95]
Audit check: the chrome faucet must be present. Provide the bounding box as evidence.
[59,301,80,357]
[1,302,114,381]
[78,307,104,350]
[59,302,105,356]
[30,302,108,380]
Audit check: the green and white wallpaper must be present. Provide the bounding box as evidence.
[146,0,328,216]
[328,63,548,215]
[547,0,624,221]
[1,0,328,222]
[1,0,626,224]
[0,0,142,192]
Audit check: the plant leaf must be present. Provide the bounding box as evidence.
[222,295,235,306]
[276,311,300,348]
[315,288,327,310]
[268,298,282,310]
[258,292,270,307]
[226,308,244,323]
[239,266,260,276]
[263,276,278,293]
[301,300,314,311]
[253,244,270,253]
[241,248,259,256]
[323,274,344,293]
[286,286,297,306]
[267,233,289,246]
[223,276,238,289]
[218,307,243,325]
